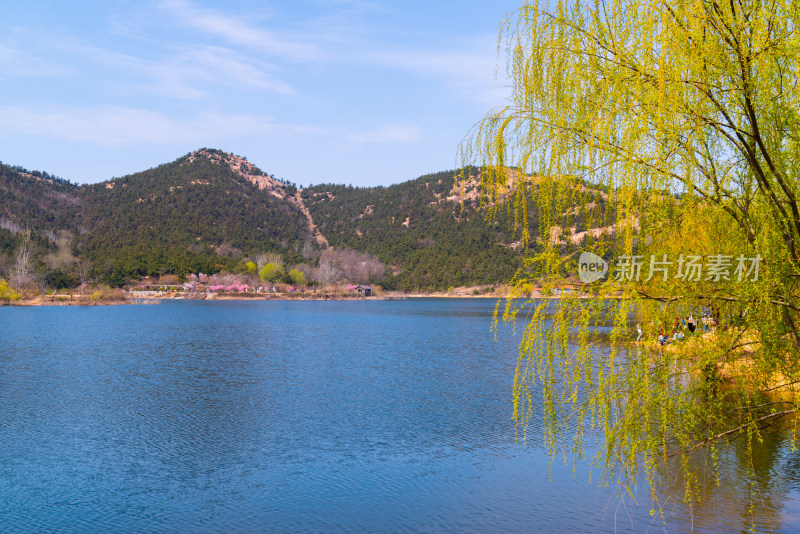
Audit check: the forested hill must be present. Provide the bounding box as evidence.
[0,163,82,256]
[302,169,619,289]
[0,149,612,290]
[79,149,311,277]
[302,171,526,289]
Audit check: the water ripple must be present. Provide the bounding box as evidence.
[0,300,793,532]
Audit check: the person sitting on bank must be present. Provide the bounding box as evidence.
[687,315,696,333]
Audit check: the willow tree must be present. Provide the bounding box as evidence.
[464,0,800,514]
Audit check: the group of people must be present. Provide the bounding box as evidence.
[636,312,717,345]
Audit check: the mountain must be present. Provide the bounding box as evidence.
[0,163,82,256]
[78,149,312,278]
[0,149,614,290]
[303,170,527,289]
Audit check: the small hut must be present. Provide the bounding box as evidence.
[355,285,373,297]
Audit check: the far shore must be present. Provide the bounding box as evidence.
[3,285,522,306]
[1,280,611,306]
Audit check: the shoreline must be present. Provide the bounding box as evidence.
[3,288,514,306]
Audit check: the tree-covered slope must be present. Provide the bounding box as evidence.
[77,149,311,276]
[0,149,617,289]
[0,162,83,263]
[0,162,81,236]
[303,170,527,290]
[303,167,620,290]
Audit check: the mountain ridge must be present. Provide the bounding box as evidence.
[0,148,609,290]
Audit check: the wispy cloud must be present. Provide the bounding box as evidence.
[345,123,423,145]
[165,45,295,94]
[59,39,294,99]
[364,37,511,105]
[0,42,74,77]
[0,106,319,147]
[0,105,419,149]
[0,1,513,186]
[158,0,326,61]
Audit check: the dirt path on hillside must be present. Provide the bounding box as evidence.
[293,191,329,247]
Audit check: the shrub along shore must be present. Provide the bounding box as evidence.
[1,283,514,305]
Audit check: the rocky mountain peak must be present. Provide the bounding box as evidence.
[184,148,289,200]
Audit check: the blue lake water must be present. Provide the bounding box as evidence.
[1,299,799,532]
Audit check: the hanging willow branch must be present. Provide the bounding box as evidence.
[462,0,800,511]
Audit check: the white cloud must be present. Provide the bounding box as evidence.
[0,105,424,153]
[59,40,294,99]
[364,37,511,105]
[346,124,423,145]
[0,106,315,147]
[167,45,295,94]
[158,0,326,61]
[0,42,74,77]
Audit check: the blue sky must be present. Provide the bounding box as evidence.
[1,0,520,186]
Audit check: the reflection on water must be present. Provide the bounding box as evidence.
[0,299,798,532]
[652,418,800,532]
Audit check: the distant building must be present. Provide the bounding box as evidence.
[355,285,372,297]
[553,285,576,296]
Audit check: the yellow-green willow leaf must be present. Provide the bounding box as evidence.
[463,0,800,513]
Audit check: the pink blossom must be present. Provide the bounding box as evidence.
[225,283,250,292]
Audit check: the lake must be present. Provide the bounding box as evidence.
[1,299,799,532]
